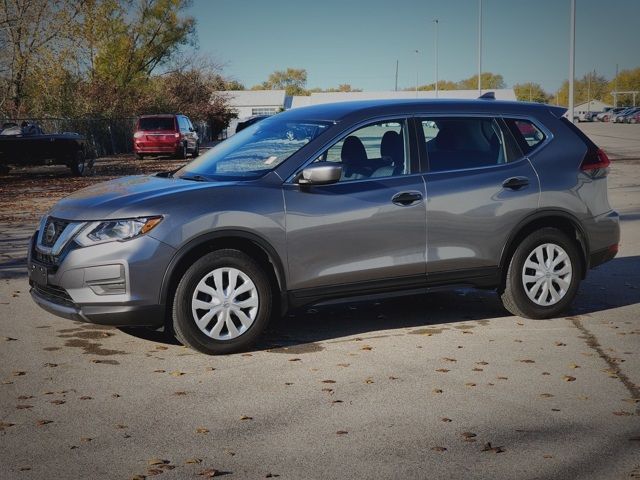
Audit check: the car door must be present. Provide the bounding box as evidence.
[418,115,541,278]
[283,118,427,293]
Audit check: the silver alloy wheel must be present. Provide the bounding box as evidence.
[191,267,259,340]
[522,243,572,307]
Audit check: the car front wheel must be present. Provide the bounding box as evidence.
[501,228,581,319]
[172,249,272,354]
[69,150,86,176]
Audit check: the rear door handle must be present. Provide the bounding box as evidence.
[392,191,423,206]
[502,176,529,190]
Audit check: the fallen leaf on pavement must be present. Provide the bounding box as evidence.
[540,393,554,398]
[16,404,33,409]
[433,389,443,394]
[519,359,535,364]
[185,458,202,464]
[482,442,505,453]
[240,415,253,421]
[612,411,633,416]
[197,468,218,477]
[336,430,348,435]
[431,446,447,452]
[36,419,52,426]
[436,369,450,373]
[321,380,336,384]
[563,376,576,382]
[441,418,452,422]
[147,458,169,466]
[442,357,457,362]
[196,427,209,433]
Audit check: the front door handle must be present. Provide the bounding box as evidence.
[392,191,423,206]
[502,176,529,190]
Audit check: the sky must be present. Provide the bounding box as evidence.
[188,0,640,93]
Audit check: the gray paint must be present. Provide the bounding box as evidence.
[27,99,620,326]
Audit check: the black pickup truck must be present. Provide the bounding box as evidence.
[0,122,92,176]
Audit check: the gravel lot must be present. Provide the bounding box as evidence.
[0,129,639,479]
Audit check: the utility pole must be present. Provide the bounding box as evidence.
[395,60,399,91]
[478,0,482,95]
[568,0,575,123]
[434,19,439,98]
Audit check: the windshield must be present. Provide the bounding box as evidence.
[175,116,330,180]
[138,117,175,131]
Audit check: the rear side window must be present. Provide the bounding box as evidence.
[420,117,521,173]
[504,119,546,154]
[138,117,175,131]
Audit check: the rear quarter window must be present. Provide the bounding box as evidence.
[504,119,546,154]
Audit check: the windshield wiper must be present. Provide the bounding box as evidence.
[180,174,210,182]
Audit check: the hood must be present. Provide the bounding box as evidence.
[49,175,226,221]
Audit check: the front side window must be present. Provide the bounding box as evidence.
[175,116,330,180]
[420,117,521,172]
[313,120,409,181]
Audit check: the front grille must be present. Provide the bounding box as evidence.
[32,283,76,308]
[34,250,58,266]
[41,217,70,247]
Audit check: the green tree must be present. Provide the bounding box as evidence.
[556,71,610,107]
[458,72,506,90]
[513,82,551,103]
[607,67,640,106]
[255,68,308,96]
[0,0,82,116]
[416,80,458,91]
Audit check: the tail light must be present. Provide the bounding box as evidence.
[581,148,610,172]
[133,131,143,138]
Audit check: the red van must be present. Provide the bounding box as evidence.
[133,114,199,159]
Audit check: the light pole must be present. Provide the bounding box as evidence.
[414,49,419,96]
[478,0,482,95]
[568,0,576,122]
[434,19,439,98]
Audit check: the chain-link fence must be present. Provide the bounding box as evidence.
[1,117,213,158]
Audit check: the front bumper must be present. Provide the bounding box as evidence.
[28,233,175,327]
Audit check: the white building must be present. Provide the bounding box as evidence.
[291,89,517,108]
[217,88,517,134]
[217,90,292,133]
[573,99,612,115]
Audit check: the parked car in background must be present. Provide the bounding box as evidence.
[577,111,598,122]
[133,114,199,160]
[0,121,90,175]
[28,99,620,354]
[598,107,625,122]
[235,115,269,134]
[626,111,640,124]
[619,107,640,123]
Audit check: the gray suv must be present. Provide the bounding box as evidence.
[28,99,620,354]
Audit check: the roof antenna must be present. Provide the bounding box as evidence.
[478,91,495,100]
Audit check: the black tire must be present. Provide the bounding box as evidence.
[192,142,200,158]
[500,228,582,319]
[69,150,86,176]
[135,153,144,160]
[172,249,272,355]
[175,142,187,160]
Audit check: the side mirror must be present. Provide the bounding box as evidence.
[298,162,342,186]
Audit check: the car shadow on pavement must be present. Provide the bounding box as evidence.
[120,255,639,351]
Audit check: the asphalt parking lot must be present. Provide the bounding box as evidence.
[0,127,639,479]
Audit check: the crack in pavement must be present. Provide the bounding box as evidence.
[569,315,640,415]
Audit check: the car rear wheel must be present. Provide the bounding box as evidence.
[172,249,272,355]
[176,142,187,160]
[193,142,200,157]
[69,150,86,176]
[500,228,581,319]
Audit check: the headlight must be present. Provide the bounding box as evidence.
[75,217,163,246]
[133,131,143,138]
